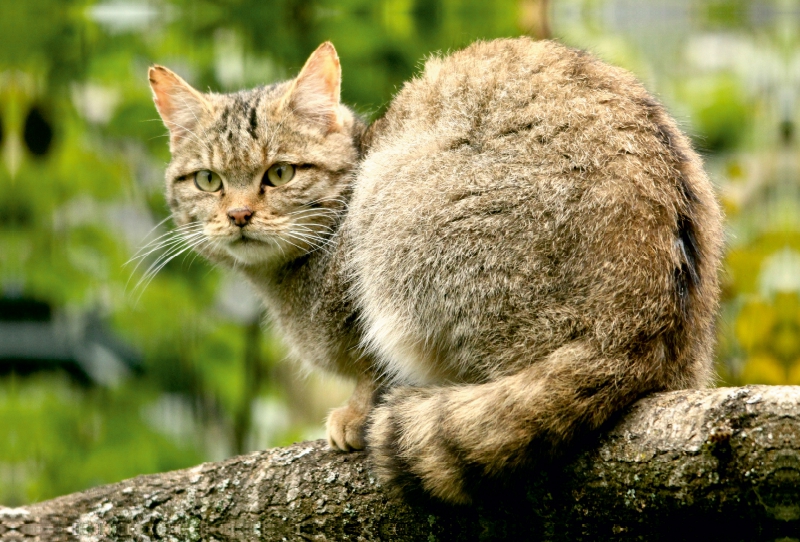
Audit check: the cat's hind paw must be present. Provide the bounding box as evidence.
[326,404,367,452]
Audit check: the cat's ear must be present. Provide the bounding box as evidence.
[148,65,210,148]
[286,42,342,132]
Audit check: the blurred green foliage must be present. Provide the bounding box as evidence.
[1,0,798,505]
[679,73,751,152]
[0,374,203,504]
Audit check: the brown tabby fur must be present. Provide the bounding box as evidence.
[149,38,723,504]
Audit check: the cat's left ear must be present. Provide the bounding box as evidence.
[286,42,342,132]
[148,65,211,149]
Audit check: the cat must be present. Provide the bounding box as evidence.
[148,37,723,505]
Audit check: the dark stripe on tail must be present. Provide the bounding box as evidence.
[434,394,485,496]
[373,406,428,501]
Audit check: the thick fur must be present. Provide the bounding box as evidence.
[150,38,723,505]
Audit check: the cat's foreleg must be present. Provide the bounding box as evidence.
[326,373,378,451]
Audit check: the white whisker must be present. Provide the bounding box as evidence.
[127,227,205,264]
[291,223,335,235]
[138,215,175,241]
[126,221,209,302]
[126,223,202,263]
[132,236,209,302]
[284,230,335,256]
[278,235,307,253]
[130,221,204,251]
[127,230,205,268]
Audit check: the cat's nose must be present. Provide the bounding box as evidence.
[227,207,253,227]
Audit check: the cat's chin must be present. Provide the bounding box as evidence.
[223,238,285,266]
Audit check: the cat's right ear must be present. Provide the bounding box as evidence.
[148,65,210,149]
[285,42,342,132]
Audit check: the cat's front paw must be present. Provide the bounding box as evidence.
[326,405,367,451]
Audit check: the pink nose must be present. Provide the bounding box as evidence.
[227,207,253,227]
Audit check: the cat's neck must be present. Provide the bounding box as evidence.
[238,224,362,376]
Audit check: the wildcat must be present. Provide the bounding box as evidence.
[148,37,723,504]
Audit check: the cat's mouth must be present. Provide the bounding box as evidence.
[230,236,268,251]
[230,231,262,244]
[221,232,259,252]
[222,232,281,265]
[221,229,301,265]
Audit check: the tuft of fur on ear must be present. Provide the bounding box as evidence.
[285,42,342,132]
[148,65,210,149]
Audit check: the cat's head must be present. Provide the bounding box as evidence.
[148,42,364,268]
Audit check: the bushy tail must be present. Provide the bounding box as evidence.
[367,341,661,504]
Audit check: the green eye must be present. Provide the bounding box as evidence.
[264,163,295,187]
[194,170,223,192]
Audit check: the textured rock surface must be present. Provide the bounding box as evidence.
[2,385,799,541]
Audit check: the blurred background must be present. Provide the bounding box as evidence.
[1,0,798,505]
